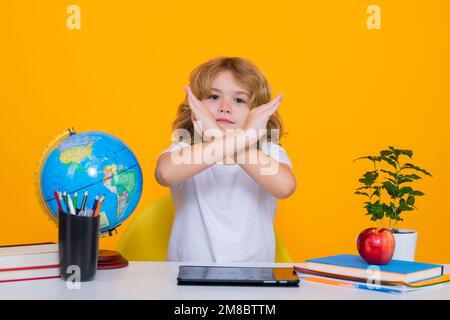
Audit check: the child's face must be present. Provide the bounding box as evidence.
[202,71,251,130]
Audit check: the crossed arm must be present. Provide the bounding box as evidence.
[155,130,296,199]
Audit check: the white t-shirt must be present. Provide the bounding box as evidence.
[160,140,292,263]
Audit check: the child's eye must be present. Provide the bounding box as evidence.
[234,98,247,104]
[208,94,220,100]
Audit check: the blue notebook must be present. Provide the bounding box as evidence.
[305,254,443,283]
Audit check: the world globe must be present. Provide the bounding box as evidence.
[38,129,143,234]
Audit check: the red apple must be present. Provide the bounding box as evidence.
[357,228,395,265]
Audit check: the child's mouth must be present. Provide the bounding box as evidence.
[216,118,234,125]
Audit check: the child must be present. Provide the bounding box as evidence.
[155,57,296,262]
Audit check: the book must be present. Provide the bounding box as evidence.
[298,272,450,294]
[296,254,443,284]
[0,266,60,283]
[0,243,60,282]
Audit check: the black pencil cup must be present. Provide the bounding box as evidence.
[58,211,100,282]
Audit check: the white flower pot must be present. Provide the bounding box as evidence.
[391,229,418,261]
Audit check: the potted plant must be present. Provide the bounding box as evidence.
[354,146,432,261]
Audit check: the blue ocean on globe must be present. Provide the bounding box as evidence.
[40,131,143,233]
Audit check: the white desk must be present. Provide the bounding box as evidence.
[0,262,449,300]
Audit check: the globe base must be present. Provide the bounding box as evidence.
[97,249,129,270]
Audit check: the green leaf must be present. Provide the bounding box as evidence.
[380,156,398,169]
[355,191,369,197]
[366,200,383,217]
[358,171,378,186]
[387,178,397,184]
[380,150,393,157]
[406,195,415,206]
[389,146,413,158]
[388,146,397,153]
[353,156,382,163]
[380,169,397,178]
[401,205,414,211]
[383,203,394,219]
[404,174,421,180]
[397,177,413,184]
[382,181,398,197]
[356,186,371,190]
[398,149,413,158]
[388,146,400,160]
[397,174,421,184]
[364,200,384,221]
[398,198,414,212]
[401,163,432,177]
[398,186,414,197]
[413,190,425,196]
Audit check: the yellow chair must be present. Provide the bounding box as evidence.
[117,196,294,262]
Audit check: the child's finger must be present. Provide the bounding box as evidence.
[185,86,202,105]
[265,95,282,113]
[257,94,282,112]
[266,94,283,109]
[187,95,200,113]
[258,101,281,119]
[187,94,203,114]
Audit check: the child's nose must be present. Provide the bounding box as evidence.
[218,101,232,114]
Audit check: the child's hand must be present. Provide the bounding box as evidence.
[185,86,224,141]
[243,94,282,140]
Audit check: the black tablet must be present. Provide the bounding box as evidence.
[177,265,300,287]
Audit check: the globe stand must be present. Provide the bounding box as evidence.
[97,228,129,270]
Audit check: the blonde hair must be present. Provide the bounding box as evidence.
[172,57,284,144]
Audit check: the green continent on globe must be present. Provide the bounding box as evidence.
[58,138,94,176]
[103,164,136,219]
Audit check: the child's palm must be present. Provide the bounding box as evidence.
[185,86,223,140]
[244,94,282,138]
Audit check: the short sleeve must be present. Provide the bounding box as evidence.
[158,140,190,157]
[260,141,293,169]
[158,140,190,191]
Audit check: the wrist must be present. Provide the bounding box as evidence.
[241,128,259,147]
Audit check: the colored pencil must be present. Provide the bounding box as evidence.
[80,191,88,211]
[92,195,99,212]
[300,275,403,294]
[62,191,68,208]
[67,194,76,215]
[73,192,78,210]
[54,191,63,212]
[58,191,67,213]
[93,195,104,217]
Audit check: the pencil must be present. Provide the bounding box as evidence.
[92,195,99,212]
[73,192,78,210]
[58,191,67,213]
[80,191,88,211]
[93,195,104,217]
[54,191,63,212]
[67,194,76,215]
[62,191,68,208]
[301,275,403,294]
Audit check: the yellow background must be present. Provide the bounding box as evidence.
[1,1,449,262]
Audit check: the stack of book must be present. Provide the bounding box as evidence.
[294,254,450,294]
[0,243,60,283]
